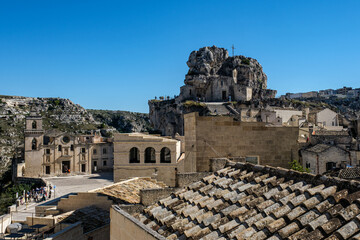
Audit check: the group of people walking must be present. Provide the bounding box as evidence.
[17,185,54,206]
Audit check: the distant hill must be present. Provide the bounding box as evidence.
[88,109,152,133]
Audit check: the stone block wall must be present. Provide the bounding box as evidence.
[176,172,211,187]
[184,113,299,172]
[140,188,177,206]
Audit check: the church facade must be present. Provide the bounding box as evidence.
[23,112,113,177]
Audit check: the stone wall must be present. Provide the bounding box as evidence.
[210,158,228,172]
[57,192,112,213]
[140,188,177,206]
[176,172,212,187]
[110,206,165,240]
[113,133,180,187]
[184,112,299,172]
[0,214,11,234]
[117,204,145,215]
[26,216,55,232]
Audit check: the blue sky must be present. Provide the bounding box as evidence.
[1,1,359,113]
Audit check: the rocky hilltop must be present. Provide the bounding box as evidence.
[149,46,277,136]
[184,46,270,98]
[0,95,151,177]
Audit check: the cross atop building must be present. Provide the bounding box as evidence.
[232,44,235,57]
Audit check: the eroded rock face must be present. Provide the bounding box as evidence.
[187,46,229,76]
[218,56,268,89]
[183,46,272,101]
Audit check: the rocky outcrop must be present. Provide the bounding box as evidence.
[183,46,274,101]
[186,46,229,76]
[149,46,277,136]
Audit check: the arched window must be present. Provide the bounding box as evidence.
[32,121,37,129]
[129,147,140,163]
[32,138,37,150]
[160,147,171,163]
[145,147,156,163]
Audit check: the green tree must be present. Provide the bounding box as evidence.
[289,159,310,173]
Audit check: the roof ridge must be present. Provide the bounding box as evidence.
[227,160,360,193]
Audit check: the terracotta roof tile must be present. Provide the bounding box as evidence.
[94,177,165,204]
[131,161,360,239]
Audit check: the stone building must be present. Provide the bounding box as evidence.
[23,112,113,177]
[301,144,352,174]
[260,108,303,126]
[308,108,339,129]
[113,133,182,187]
[183,112,299,172]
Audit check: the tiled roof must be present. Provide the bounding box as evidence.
[59,206,109,233]
[304,144,332,153]
[303,144,348,154]
[339,168,360,179]
[314,130,349,136]
[133,162,360,240]
[94,177,166,204]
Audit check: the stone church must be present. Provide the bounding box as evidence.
[23,111,113,177]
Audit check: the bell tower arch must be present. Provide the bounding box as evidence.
[24,110,45,177]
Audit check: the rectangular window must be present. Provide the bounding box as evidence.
[81,164,86,172]
[82,148,86,153]
[45,166,50,174]
[93,149,97,155]
[103,160,107,166]
[103,148,107,154]
[245,156,259,165]
[306,162,310,168]
[58,145,62,151]
[326,162,336,171]
[222,91,227,101]
[45,149,50,154]
[43,136,50,145]
[70,145,74,151]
